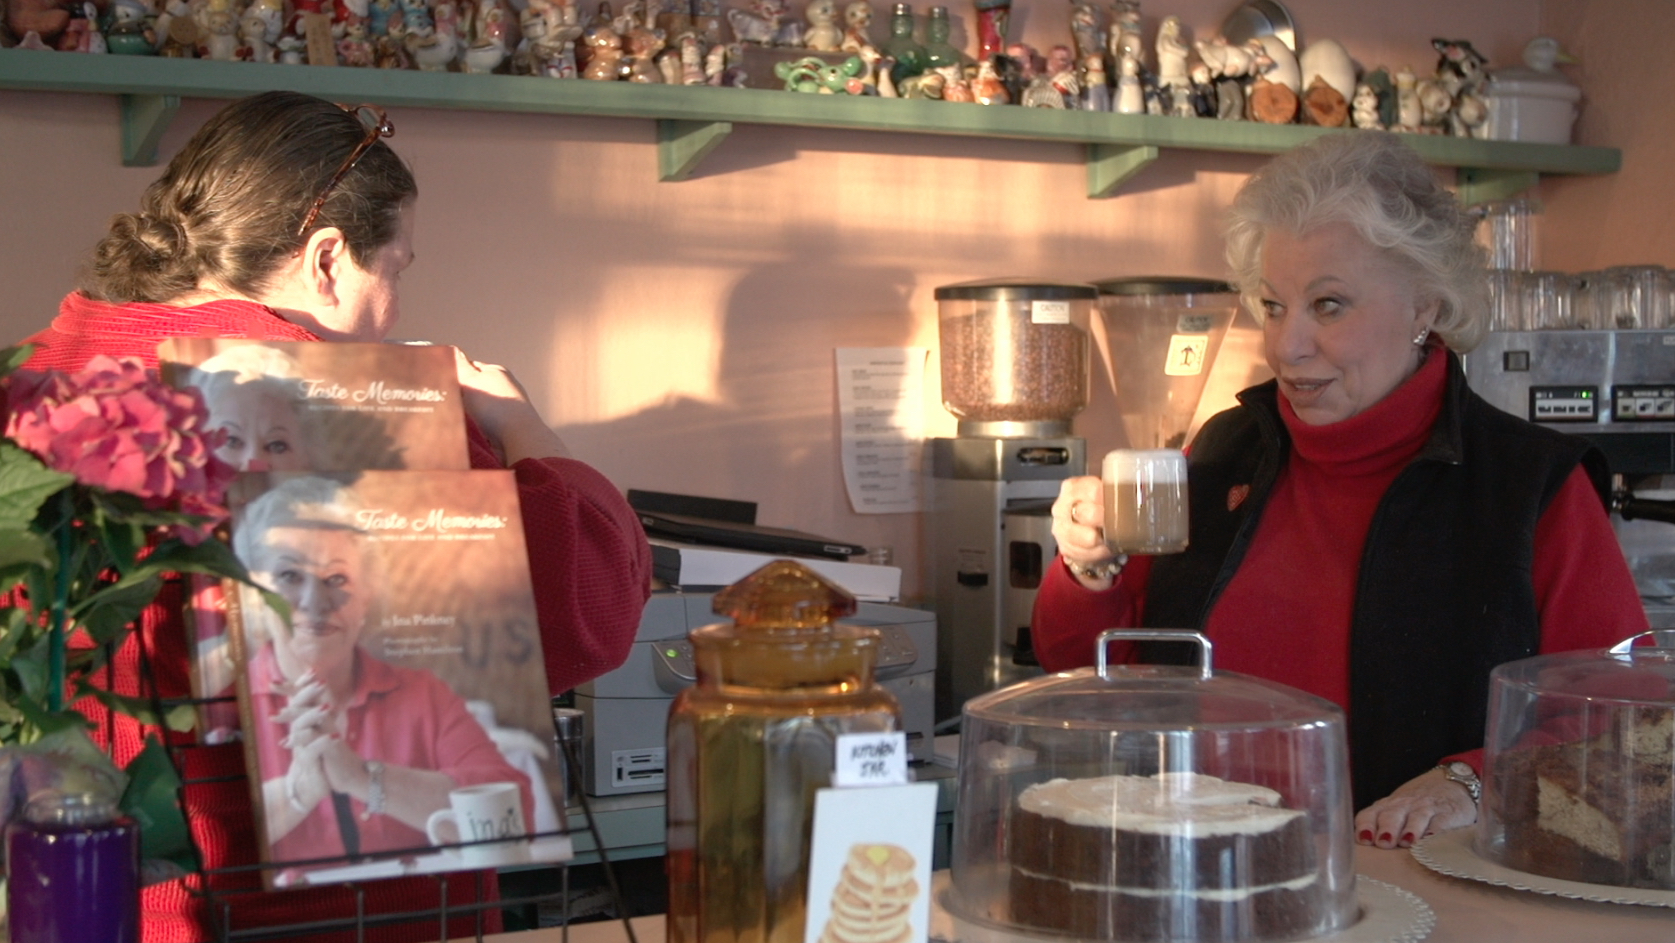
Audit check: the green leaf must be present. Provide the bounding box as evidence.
[78,686,197,732]
[11,698,92,744]
[120,736,199,873]
[0,526,51,575]
[97,518,146,578]
[0,344,34,377]
[12,630,53,705]
[0,607,35,663]
[0,444,71,530]
[71,575,161,646]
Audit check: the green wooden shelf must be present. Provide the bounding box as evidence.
[0,47,1622,199]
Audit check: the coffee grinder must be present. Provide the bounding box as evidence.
[928,280,1095,721]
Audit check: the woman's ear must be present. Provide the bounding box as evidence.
[297,227,353,307]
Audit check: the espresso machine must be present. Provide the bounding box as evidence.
[1464,327,1675,625]
[927,278,1247,721]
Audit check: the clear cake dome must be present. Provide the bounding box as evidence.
[1477,631,1675,890]
[946,630,1356,943]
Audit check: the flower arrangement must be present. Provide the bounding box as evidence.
[0,346,262,744]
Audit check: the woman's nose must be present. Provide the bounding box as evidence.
[1267,310,1316,364]
[298,578,338,614]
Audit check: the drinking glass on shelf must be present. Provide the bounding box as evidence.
[1524,271,1580,330]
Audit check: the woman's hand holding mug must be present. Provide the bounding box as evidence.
[1051,476,1124,590]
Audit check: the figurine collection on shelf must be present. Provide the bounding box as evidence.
[0,0,1576,140]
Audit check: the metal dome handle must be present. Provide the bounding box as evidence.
[1095,629,1213,681]
[1608,630,1675,655]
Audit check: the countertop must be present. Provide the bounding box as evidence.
[463,837,1675,943]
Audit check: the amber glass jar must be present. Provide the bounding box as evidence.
[666,561,902,943]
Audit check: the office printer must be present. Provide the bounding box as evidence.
[573,591,937,797]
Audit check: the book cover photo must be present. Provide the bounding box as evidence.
[158,337,470,474]
[159,337,471,741]
[223,469,570,888]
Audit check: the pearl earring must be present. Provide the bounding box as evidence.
[1412,328,1430,347]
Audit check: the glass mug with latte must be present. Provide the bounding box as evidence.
[1100,448,1189,554]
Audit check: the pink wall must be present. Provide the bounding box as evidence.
[1539,0,1675,270]
[0,0,1563,601]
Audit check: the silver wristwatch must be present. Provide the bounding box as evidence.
[1437,760,1481,804]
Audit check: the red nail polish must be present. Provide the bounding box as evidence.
[1378,832,1392,843]
[1358,830,1373,842]
[1401,832,1415,844]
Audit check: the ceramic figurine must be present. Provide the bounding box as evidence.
[703,39,727,82]
[1082,54,1109,111]
[5,0,72,46]
[55,3,97,51]
[395,0,429,34]
[1394,65,1422,131]
[367,0,396,35]
[971,0,1006,60]
[1193,35,1249,81]
[1067,0,1099,64]
[337,18,374,61]
[838,0,871,52]
[1520,35,1577,74]
[678,31,704,82]
[275,24,306,60]
[199,3,238,58]
[1019,72,1064,108]
[1432,37,1489,137]
[247,0,283,40]
[1254,34,1297,92]
[1361,67,1397,128]
[1188,60,1216,116]
[1298,38,1354,105]
[153,0,192,49]
[406,17,458,69]
[1301,74,1348,126]
[1249,76,1297,123]
[332,0,369,36]
[654,45,680,81]
[939,63,972,101]
[1043,42,1078,108]
[159,3,200,54]
[580,15,623,77]
[620,2,666,81]
[973,55,1008,104]
[433,0,462,51]
[1154,14,1188,90]
[804,0,841,50]
[1107,0,1138,64]
[1005,41,1037,79]
[727,0,794,45]
[1114,49,1142,113]
[880,3,925,86]
[105,0,158,53]
[921,5,958,70]
[1351,81,1382,129]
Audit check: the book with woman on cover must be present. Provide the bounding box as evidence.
[223,469,571,888]
[158,337,471,742]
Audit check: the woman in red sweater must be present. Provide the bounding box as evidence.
[12,91,651,942]
[1032,132,1646,851]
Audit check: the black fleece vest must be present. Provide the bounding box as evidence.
[1140,352,1608,810]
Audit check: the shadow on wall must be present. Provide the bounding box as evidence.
[557,236,920,569]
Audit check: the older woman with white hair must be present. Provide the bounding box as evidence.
[1032,131,1646,848]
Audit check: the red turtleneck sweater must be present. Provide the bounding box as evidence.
[1035,346,1647,712]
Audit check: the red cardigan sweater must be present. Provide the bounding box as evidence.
[1035,345,1646,710]
[15,293,653,942]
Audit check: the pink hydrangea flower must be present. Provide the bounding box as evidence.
[5,355,236,544]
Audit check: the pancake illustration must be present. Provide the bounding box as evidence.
[818,843,919,943]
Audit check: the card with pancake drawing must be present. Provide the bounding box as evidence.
[804,782,938,943]
[158,337,471,740]
[222,469,571,888]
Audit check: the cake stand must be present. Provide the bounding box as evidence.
[1413,828,1675,908]
[928,871,1435,943]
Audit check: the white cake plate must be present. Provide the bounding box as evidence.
[1412,827,1675,908]
[929,871,1434,943]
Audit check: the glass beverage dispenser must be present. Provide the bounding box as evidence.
[929,280,1097,721]
[666,561,902,943]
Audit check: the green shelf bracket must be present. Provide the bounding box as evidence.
[1086,143,1160,199]
[1456,167,1540,205]
[658,119,733,182]
[119,93,181,167]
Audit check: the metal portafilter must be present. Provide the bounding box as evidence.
[1614,489,1675,526]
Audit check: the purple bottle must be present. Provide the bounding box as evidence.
[6,793,140,943]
